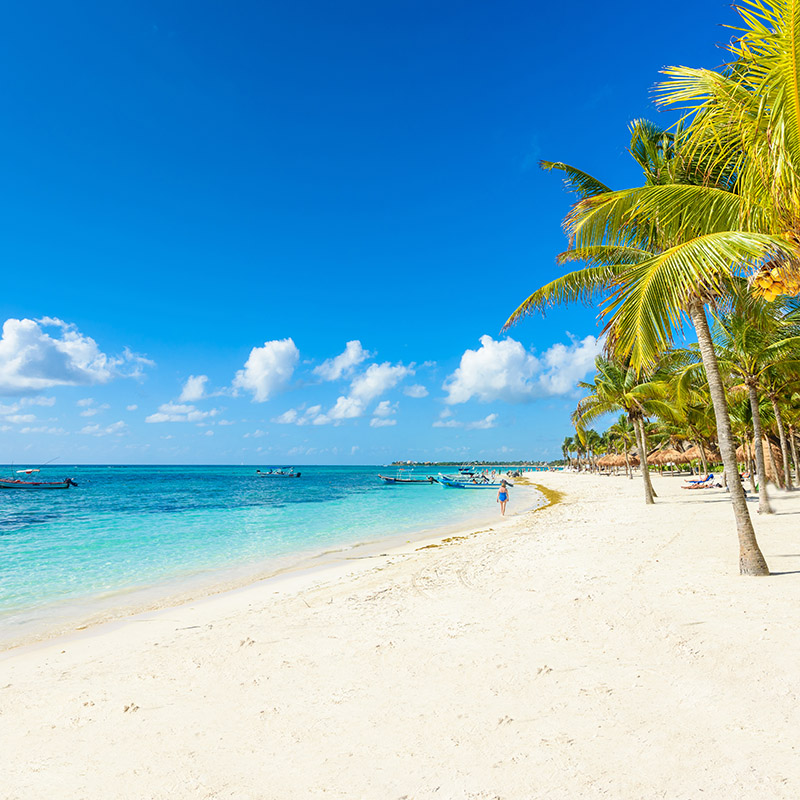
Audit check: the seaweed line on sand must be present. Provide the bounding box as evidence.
[515,479,564,511]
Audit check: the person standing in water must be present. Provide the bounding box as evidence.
[497,479,509,515]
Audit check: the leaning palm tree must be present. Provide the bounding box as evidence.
[505,118,783,574]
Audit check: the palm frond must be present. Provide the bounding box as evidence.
[502,262,628,330]
[539,161,611,199]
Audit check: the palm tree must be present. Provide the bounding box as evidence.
[505,119,778,574]
[712,284,800,511]
[607,415,637,478]
[572,356,669,503]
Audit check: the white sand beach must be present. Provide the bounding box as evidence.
[3,471,800,799]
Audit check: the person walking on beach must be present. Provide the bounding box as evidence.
[497,479,509,516]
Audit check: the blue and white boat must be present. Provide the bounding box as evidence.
[436,474,511,489]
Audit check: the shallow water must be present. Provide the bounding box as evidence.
[0,465,525,640]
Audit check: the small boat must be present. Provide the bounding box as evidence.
[437,474,512,489]
[0,470,78,490]
[256,468,301,478]
[379,469,435,484]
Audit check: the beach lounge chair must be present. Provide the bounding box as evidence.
[684,473,712,485]
[682,476,720,489]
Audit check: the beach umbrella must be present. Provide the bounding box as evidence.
[654,448,691,465]
[683,445,720,462]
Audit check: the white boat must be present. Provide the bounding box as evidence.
[0,469,78,490]
[256,468,302,478]
[379,468,435,484]
[436,473,511,489]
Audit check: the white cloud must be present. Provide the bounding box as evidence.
[80,421,127,437]
[273,409,298,424]
[273,405,327,426]
[370,417,396,427]
[0,317,153,395]
[127,404,138,411]
[404,384,428,398]
[6,413,36,424]
[80,403,110,417]
[77,398,94,407]
[243,429,267,438]
[233,338,299,402]
[433,412,498,429]
[467,413,498,430]
[370,400,398,427]
[217,419,234,426]
[536,336,604,395]
[373,400,396,417]
[204,430,214,437]
[443,334,602,404]
[350,362,412,403]
[20,425,66,435]
[329,395,364,420]
[179,375,208,402]
[145,402,219,423]
[314,340,370,381]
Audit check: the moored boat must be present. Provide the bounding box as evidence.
[378,473,435,484]
[256,468,302,478]
[437,474,511,489]
[0,470,78,490]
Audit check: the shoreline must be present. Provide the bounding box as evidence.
[6,471,799,797]
[0,483,545,653]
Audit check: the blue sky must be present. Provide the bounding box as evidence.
[2,1,738,464]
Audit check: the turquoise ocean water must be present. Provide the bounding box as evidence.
[0,465,536,644]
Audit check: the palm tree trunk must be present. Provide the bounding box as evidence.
[746,438,757,494]
[640,421,657,497]
[693,440,708,475]
[770,397,793,490]
[632,416,655,504]
[790,425,800,485]
[765,436,782,489]
[747,383,773,514]
[624,450,631,479]
[688,300,769,576]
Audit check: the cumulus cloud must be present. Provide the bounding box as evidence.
[78,399,110,417]
[443,334,602,404]
[350,362,412,403]
[273,409,298,424]
[6,413,36,424]
[145,402,219,423]
[370,417,396,427]
[126,404,138,411]
[467,413,498,430]
[433,412,498,429]
[373,400,396,417]
[273,405,325,426]
[404,384,428,398]
[179,375,208,402]
[233,338,299,402]
[370,400,398,427]
[328,395,365,420]
[80,421,127,436]
[313,340,370,381]
[0,317,153,395]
